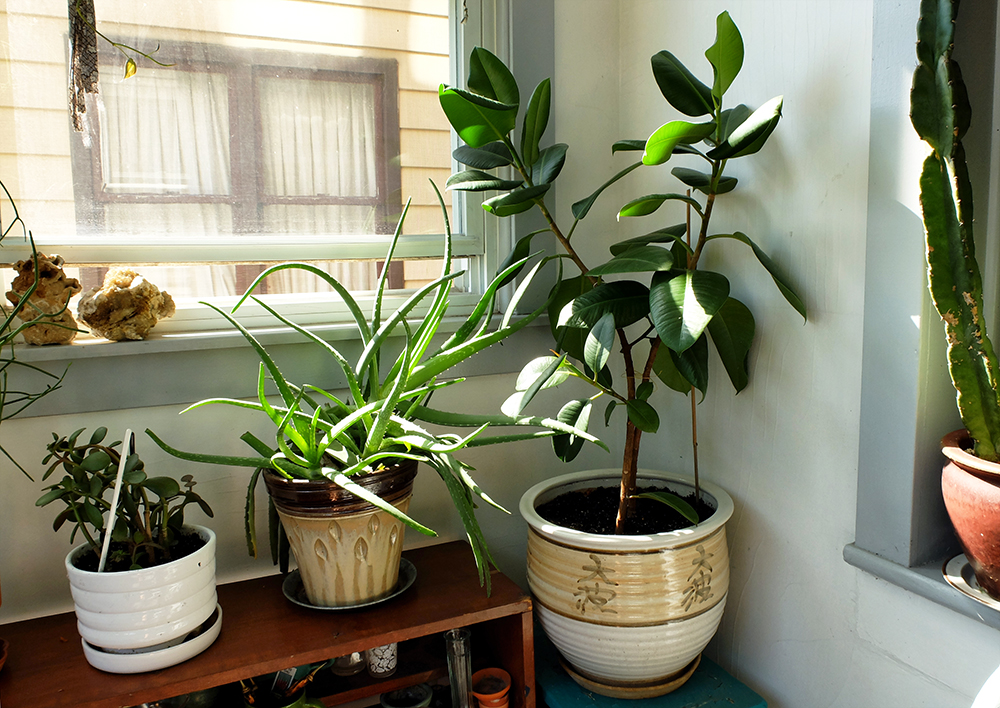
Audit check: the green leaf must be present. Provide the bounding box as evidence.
[713,104,752,145]
[649,270,731,353]
[468,47,519,105]
[123,58,137,80]
[549,275,593,360]
[531,143,568,186]
[439,85,517,149]
[83,500,104,529]
[483,184,550,217]
[552,399,593,463]
[671,167,738,195]
[612,139,646,153]
[626,399,660,433]
[453,142,513,169]
[710,232,807,320]
[652,343,692,393]
[446,170,522,192]
[521,78,551,167]
[567,281,650,329]
[610,224,689,256]
[572,161,642,221]
[81,450,112,472]
[707,96,783,160]
[636,381,654,400]
[88,427,108,445]
[36,488,65,507]
[618,193,703,219]
[587,245,673,276]
[911,60,954,155]
[604,400,618,426]
[705,11,744,101]
[634,491,699,525]
[642,121,716,166]
[584,311,616,374]
[516,356,571,392]
[494,228,549,289]
[672,335,709,396]
[707,297,756,392]
[143,476,181,498]
[650,50,713,117]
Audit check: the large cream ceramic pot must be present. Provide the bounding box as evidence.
[264,461,417,607]
[65,524,219,672]
[520,470,733,696]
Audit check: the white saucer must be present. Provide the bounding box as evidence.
[943,554,1000,611]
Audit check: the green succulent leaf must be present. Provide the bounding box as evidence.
[521,78,551,167]
[81,450,112,472]
[642,121,716,166]
[650,50,714,117]
[610,224,689,256]
[650,270,730,353]
[707,297,756,392]
[707,96,783,160]
[82,500,104,530]
[584,311,616,374]
[483,184,551,217]
[572,161,642,220]
[453,142,513,169]
[446,170,523,192]
[88,427,108,445]
[531,143,569,186]
[705,11,744,101]
[587,245,674,276]
[618,193,703,219]
[626,399,660,433]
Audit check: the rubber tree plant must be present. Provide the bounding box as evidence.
[439,12,806,531]
[911,0,1000,461]
[147,187,603,588]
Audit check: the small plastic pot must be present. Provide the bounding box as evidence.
[472,668,511,708]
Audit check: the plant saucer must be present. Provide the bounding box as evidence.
[282,558,416,611]
[944,554,1000,612]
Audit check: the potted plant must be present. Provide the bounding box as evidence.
[438,12,805,695]
[911,0,1000,601]
[146,187,602,608]
[35,427,219,673]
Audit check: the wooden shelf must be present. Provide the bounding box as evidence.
[0,541,535,708]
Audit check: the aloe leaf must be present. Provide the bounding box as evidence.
[649,270,730,353]
[145,429,270,468]
[650,50,713,117]
[409,405,607,449]
[572,161,643,220]
[372,198,411,332]
[365,322,413,456]
[521,78,551,168]
[329,470,436,537]
[705,11,744,102]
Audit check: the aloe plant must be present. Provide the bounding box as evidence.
[147,185,603,588]
[911,0,1000,460]
[439,12,806,531]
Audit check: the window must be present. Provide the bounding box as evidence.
[1,0,490,332]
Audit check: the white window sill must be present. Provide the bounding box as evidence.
[10,317,554,418]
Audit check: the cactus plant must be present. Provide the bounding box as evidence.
[911,0,1000,460]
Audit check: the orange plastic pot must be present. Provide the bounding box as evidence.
[472,667,510,708]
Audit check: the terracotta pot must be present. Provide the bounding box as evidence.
[941,429,1000,600]
[263,461,418,607]
[472,667,511,708]
[519,470,733,698]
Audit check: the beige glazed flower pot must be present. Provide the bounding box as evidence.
[520,470,733,698]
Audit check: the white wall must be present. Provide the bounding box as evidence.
[551,1,1000,706]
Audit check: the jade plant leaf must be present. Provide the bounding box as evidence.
[651,50,714,117]
[649,270,730,353]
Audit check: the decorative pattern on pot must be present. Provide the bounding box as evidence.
[941,430,1000,600]
[264,462,417,607]
[520,470,734,690]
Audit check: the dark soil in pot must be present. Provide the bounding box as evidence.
[72,529,206,572]
[536,485,715,535]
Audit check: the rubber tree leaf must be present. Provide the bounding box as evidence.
[521,78,551,168]
[612,139,646,153]
[446,170,523,192]
[453,142,513,169]
[549,275,593,360]
[572,161,642,220]
[707,297,756,392]
[483,184,551,217]
[636,381,654,400]
[713,104,752,146]
[707,96,783,160]
[705,11,744,101]
[552,399,593,463]
[587,245,674,276]
[672,335,709,396]
[671,167,738,195]
[516,355,571,392]
[610,224,689,256]
[652,344,692,393]
[531,143,569,186]
[515,353,567,414]
[643,121,716,166]
[649,270,730,352]
[467,46,519,105]
[584,311,616,374]
[567,280,651,329]
[618,193,703,219]
[711,232,807,320]
[604,400,618,426]
[626,399,660,433]
[634,490,699,525]
[439,86,517,149]
[651,50,713,117]
[494,228,549,288]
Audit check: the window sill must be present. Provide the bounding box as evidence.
[11,317,554,418]
[843,543,1000,630]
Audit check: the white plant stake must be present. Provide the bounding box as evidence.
[98,428,133,572]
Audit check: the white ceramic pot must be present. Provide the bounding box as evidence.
[65,524,219,672]
[519,470,733,697]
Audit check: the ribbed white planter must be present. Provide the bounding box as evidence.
[66,524,219,673]
[520,470,733,697]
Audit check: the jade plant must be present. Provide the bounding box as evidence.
[439,12,806,530]
[36,427,213,571]
[147,187,602,587]
[912,0,1000,460]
